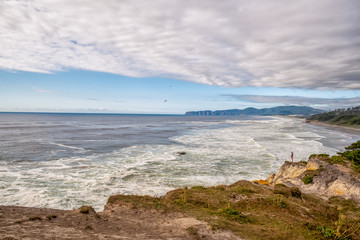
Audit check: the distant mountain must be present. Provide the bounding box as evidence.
[185,106,324,116]
[307,106,360,126]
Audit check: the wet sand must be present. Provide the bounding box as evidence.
[305,119,360,136]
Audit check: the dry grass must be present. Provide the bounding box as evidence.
[78,205,96,214]
[107,180,360,240]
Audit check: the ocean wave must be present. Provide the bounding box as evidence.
[0,115,358,211]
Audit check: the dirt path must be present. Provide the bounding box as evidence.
[0,205,241,240]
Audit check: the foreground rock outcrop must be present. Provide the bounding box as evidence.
[266,157,360,202]
[0,205,241,240]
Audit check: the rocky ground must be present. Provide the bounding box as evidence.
[0,204,240,240]
[266,156,360,202]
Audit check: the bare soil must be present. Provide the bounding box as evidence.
[0,205,241,240]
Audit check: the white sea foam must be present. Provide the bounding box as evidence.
[50,142,86,151]
[0,116,358,211]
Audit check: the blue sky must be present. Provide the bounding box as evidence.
[0,1,359,114]
[1,70,359,114]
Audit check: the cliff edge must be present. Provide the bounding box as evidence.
[266,157,360,202]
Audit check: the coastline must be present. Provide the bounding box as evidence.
[304,119,360,136]
[1,115,360,239]
[1,154,360,239]
[2,173,359,239]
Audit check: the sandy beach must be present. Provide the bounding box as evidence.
[304,119,360,136]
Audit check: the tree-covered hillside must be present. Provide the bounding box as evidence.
[307,106,360,127]
[185,106,324,116]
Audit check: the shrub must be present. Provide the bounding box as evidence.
[290,187,302,198]
[303,176,313,184]
[278,201,287,208]
[79,206,95,214]
[339,140,360,169]
[273,184,301,198]
[272,195,287,208]
[317,226,335,238]
[329,155,345,165]
[219,207,250,223]
[309,153,329,160]
[345,141,360,150]
[273,184,291,197]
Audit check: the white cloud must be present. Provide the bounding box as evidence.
[0,0,359,89]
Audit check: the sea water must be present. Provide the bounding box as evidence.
[0,113,359,211]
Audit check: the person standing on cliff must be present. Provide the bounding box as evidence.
[291,152,294,163]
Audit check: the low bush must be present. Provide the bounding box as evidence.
[290,187,302,198]
[317,226,335,238]
[79,206,95,214]
[303,176,313,184]
[329,155,345,165]
[339,141,360,170]
[219,207,250,223]
[309,153,330,160]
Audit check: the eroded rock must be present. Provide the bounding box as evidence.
[267,158,360,202]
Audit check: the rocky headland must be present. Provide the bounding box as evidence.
[265,157,360,203]
[1,142,360,240]
[185,106,324,116]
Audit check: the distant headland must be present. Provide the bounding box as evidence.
[185,105,324,117]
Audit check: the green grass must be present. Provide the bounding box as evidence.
[106,180,360,240]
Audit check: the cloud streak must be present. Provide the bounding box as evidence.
[1,0,360,89]
[223,94,360,109]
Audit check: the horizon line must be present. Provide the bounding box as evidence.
[0,111,184,116]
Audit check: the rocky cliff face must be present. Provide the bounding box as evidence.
[266,157,360,202]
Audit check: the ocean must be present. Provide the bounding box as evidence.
[0,113,359,211]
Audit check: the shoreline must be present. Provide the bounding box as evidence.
[1,154,360,239]
[304,119,360,136]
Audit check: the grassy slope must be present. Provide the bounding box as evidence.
[107,180,360,240]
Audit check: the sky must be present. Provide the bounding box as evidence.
[0,0,359,114]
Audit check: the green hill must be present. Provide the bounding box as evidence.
[185,106,324,117]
